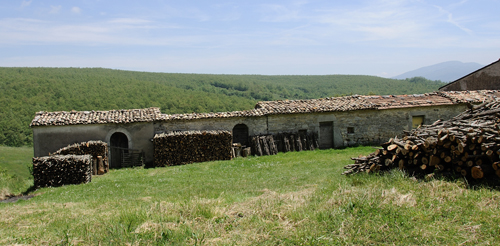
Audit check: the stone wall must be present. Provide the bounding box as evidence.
[267,104,467,148]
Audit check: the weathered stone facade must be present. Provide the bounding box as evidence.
[264,104,467,148]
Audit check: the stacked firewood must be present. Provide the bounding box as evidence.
[344,101,500,182]
[33,155,93,188]
[51,140,109,175]
[250,132,319,156]
[250,135,278,156]
[274,132,319,153]
[153,130,232,167]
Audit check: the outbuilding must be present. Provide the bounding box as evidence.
[31,90,500,167]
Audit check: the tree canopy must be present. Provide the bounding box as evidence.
[0,67,445,146]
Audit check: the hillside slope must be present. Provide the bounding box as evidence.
[0,67,444,146]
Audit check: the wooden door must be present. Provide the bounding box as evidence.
[319,122,333,149]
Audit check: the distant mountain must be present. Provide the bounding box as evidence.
[393,61,483,82]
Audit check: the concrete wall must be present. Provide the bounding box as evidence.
[441,61,500,91]
[33,122,155,165]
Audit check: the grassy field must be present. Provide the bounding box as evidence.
[0,146,33,198]
[1,146,500,245]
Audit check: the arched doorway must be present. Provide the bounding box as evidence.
[232,124,249,146]
[110,132,128,168]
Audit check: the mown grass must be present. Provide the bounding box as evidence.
[1,146,500,245]
[0,145,33,197]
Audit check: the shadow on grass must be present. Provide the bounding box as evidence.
[361,168,500,191]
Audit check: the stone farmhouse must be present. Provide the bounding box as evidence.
[439,59,500,91]
[30,90,500,167]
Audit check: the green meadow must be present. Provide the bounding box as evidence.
[0,146,33,198]
[1,146,499,245]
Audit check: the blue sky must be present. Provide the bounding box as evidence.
[1,0,499,77]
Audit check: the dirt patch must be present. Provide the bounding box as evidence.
[0,194,36,203]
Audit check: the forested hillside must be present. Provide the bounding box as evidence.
[0,67,444,146]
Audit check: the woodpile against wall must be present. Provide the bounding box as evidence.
[250,132,319,156]
[344,101,500,182]
[153,130,232,167]
[51,140,109,175]
[33,155,92,188]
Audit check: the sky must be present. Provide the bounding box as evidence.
[1,0,499,77]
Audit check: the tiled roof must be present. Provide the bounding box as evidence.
[158,109,266,121]
[30,90,500,127]
[30,107,162,127]
[255,93,456,112]
[363,93,454,110]
[438,90,500,103]
[254,95,377,114]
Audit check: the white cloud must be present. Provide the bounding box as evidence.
[50,5,62,14]
[71,7,81,14]
[432,4,473,35]
[108,18,152,25]
[0,17,199,46]
[21,0,32,8]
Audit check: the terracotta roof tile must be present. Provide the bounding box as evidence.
[438,90,500,103]
[254,96,377,114]
[158,109,266,121]
[30,107,162,127]
[364,93,454,110]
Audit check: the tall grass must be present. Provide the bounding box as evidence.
[1,146,499,245]
[0,146,33,197]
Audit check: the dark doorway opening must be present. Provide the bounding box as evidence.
[319,121,333,149]
[110,132,128,168]
[232,124,249,146]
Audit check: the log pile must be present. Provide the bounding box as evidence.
[274,132,319,153]
[344,101,500,182]
[153,130,232,167]
[250,132,319,156]
[51,141,109,175]
[250,135,278,156]
[33,155,92,188]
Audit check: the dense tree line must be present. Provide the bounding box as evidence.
[0,67,444,146]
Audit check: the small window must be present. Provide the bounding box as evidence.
[347,127,355,134]
[412,116,424,129]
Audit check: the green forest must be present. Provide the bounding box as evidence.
[0,67,445,147]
